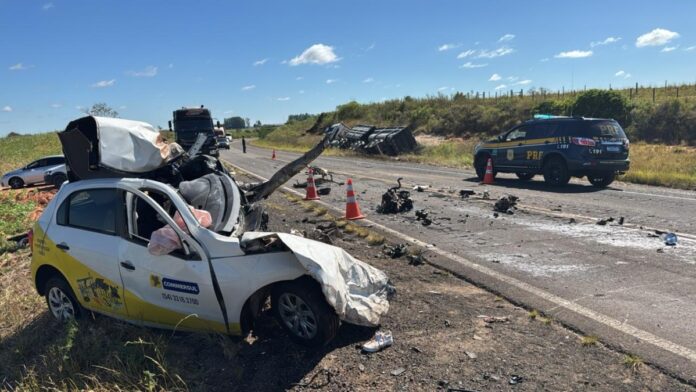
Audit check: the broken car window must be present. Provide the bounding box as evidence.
[57,189,120,235]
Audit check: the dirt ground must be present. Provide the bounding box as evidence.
[1,184,694,391]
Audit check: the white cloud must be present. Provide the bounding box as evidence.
[554,50,593,58]
[42,2,54,10]
[456,49,476,59]
[91,79,115,88]
[289,43,339,66]
[50,103,62,108]
[540,58,550,62]
[2,106,12,112]
[477,47,514,58]
[488,73,502,81]
[241,85,256,91]
[168,63,174,68]
[494,84,507,90]
[615,70,626,77]
[298,90,305,94]
[438,43,459,51]
[460,62,487,69]
[127,65,158,77]
[515,79,532,85]
[253,58,268,66]
[362,77,374,83]
[276,97,290,101]
[624,73,632,79]
[326,79,338,84]
[365,42,376,51]
[636,28,679,47]
[684,45,696,52]
[119,105,127,110]
[498,34,515,42]
[295,76,304,80]
[590,36,621,47]
[9,63,27,71]
[507,76,519,82]
[661,46,678,52]
[437,86,450,91]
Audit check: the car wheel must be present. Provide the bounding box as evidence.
[542,156,570,186]
[474,155,491,181]
[45,276,82,322]
[272,279,339,347]
[588,173,615,188]
[8,177,24,189]
[516,172,535,181]
[52,173,67,189]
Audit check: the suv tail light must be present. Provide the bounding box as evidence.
[571,137,596,147]
[27,228,33,252]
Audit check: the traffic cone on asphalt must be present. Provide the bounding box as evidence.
[304,168,320,200]
[345,178,365,220]
[482,158,495,184]
[272,149,276,160]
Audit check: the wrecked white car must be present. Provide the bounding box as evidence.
[30,116,390,347]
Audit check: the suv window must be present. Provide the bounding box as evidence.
[589,121,626,138]
[505,126,529,141]
[526,123,559,139]
[25,160,43,169]
[57,189,120,234]
[45,157,65,166]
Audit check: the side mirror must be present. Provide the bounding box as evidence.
[497,135,503,141]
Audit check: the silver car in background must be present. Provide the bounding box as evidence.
[1,155,65,189]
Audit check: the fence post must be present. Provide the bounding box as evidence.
[652,88,656,103]
[676,87,679,98]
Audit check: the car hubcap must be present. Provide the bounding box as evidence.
[48,287,75,321]
[278,293,318,339]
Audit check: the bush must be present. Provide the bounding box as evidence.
[571,89,630,124]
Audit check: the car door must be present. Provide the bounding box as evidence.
[117,190,227,333]
[498,126,529,169]
[47,188,128,318]
[24,159,47,184]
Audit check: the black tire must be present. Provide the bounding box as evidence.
[8,177,24,189]
[52,173,67,189]
[542,156,570,186]
[474,154,491,181]
[272,278,339,347]
[588,173,615,188]
[516,172,535,181]
[44,276,82,322]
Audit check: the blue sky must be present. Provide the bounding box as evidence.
[1,0,695,135]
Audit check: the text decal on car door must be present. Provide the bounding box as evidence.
[162,278,200,295]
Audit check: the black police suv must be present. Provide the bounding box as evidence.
[473,115,630,188]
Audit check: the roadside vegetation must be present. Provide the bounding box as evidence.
[253,86,696,190]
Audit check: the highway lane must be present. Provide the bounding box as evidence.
[222,142,696,383]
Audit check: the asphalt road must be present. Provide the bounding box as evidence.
[222,142,696,384]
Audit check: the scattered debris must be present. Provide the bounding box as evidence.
[596,217,614,226]
[362,330,394,353]
[411,346,423,353]
[465,351,478,360]
[618,216,625,225]
[309,221,342,244]
[383,243,408,259]
[568,218,577,224]
[415,209,432,226]
[406,252,426,266]
[390,367,406,376]
[317,187,331,195]
[478,315,510,324]
[481,190,490,200]
[493,195,519,214]
[377,178,413,214]
[413,184,430,192]
[326,123,418,156]
[358,364,365,372]
[459,189,475,198]
[509,375,524,385]
[663,232,678,246]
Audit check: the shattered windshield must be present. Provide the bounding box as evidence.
[175,119,214,133]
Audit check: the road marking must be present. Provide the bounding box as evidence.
[227,159,696,364]
[616,189,696,203]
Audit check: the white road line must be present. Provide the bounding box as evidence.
[616,190,696,202]
[227,159,696,364]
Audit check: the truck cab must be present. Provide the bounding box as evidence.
[171,107,219,157]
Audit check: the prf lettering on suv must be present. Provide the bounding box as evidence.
[473,115,630,188]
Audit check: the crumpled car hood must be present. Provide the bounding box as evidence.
[241,231,390,327]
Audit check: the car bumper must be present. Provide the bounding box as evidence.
[569,159,630,173]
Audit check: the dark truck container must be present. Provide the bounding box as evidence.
[364,127,417,156]
[169,107,219,157]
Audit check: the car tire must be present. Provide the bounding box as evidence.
[44,276,82,322]
[474,154,491,181]
[272,278,339,347]
[542,156,570,186]
[8,177,24,189]
[52,173,67,189]
[516,172,535,181]
[588,173,615,188]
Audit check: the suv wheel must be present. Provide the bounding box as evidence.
[8,177,24,189]
[543,157,570,186]
[516,172,535,181]
[588,173,615,188]
[52,173,67,189]
[45,276,82,322]
[272,279,339,347]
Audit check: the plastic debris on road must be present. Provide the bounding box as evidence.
[663,232,678,246]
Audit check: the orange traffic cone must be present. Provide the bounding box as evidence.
[304,168,320,200]
[345,178,365,220]
[272,149,276,160]
[482,157,495,184]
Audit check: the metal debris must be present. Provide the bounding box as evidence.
[509,375,523,385]
[415,209,432,226]
[309,221,342,244]
[482,190,491,200]
[391,367,406,376]
[596,217,614,225]
[377,178,413,214]
[459,189,475,198]
[478,315,510,323]
[383,243,408,259]
[413,184,430,192]
[493,195,519,214]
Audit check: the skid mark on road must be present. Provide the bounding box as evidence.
[229,160,696,365]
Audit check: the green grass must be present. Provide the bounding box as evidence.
[620,143,696,189]
[0,132,62,175]
[0,190,37,252]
